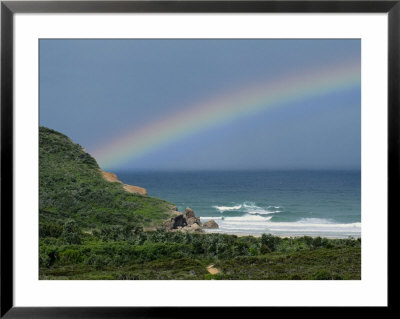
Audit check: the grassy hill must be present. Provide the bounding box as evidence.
[39,126,361,280]
[39,126,176,232]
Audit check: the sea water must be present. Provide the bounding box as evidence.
[116,170,361,238]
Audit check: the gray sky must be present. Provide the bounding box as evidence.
[40,39,360,171]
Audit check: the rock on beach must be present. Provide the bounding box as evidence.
[163,207,219,233]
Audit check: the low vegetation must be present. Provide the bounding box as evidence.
[40,228,360,279]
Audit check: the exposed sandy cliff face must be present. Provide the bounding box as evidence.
[100,170,148,196]
[100,171,120,183]
[122,184,148,196]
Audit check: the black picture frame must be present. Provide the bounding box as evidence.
[1,0,395,317]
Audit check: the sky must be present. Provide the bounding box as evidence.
[39,39,361,171]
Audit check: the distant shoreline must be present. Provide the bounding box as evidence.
[202,229,361,239]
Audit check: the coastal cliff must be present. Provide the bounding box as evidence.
[39,126,216,232]
[39,126,175,230]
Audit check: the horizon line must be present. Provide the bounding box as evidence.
[110,168,362,173]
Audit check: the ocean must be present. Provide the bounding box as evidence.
[116,170,361,238]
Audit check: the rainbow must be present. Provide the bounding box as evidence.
[92,61,360,169]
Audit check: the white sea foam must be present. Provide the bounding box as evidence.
[214,202,279,215]
[200,214,361,238]
[246,208,277,215]
[204,201,360,238]
[213,204,242,212]
[201,215,272,222]
[243,202,274,215]
[296,218,335,224]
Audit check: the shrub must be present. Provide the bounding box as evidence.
[312,270,332,280]
[184,232,193,244]
[39,251,51,268]
[62,219,82,245]
[302,236,314,247]
[39,245,59,268]
[260,244,272,254]
[39,222,63,238]
[232,242,249,257]
[312,236,323,248]
[192,239,205,255]
[260,234,281,252]
[248,246,259,256]
[59,249,83,264]
[216,242,232,259]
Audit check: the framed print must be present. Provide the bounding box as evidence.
[1,0,395,316]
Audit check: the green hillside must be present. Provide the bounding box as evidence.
[39,126,175,232]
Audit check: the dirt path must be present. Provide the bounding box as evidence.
[206,264,220,275]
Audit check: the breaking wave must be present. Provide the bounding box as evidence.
[213,204,242,212]
[200,215,361,238]
[213,202,280,216]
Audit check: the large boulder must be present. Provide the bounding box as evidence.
[174,214,187,228]
[184,207,195,219]
[163,213,187,230]
[189,223,203,233]
[163,207,203,232]
[163,219,175,231]
[186,216,201,226]
[203,219,219,229]
[182,223,203,233]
